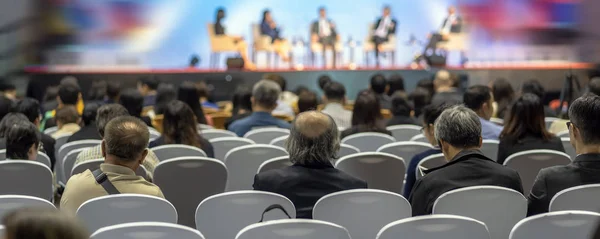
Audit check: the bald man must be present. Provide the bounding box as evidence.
[253,111,367,219]
[431,70,463,106]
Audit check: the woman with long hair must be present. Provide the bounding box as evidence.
[491,78,515,119]
[340,90,391,139]
[149,101,214,157]
[214,8,256,70]
[178,81,212,125]
[497,93,565,164]
[154,83,177,115]
[260,9,290,61]
[225,86,253,129]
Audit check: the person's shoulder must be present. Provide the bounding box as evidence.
[65,169,95,188]
[41,133,56,144]
[334,169,368,186]
[276,119,291,128]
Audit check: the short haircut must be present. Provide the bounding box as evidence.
[96,104,129,137]
[287,111,339,165]
[103,116,149,161]
[387,74,405,96]
[434,70,452,86]
[0,96,13,121]
[252,80,281,109]
[589,77,600,96]
[58,83,81,105]
[6,122,40,159]
[82,103,100,126]
[318,75,333,90]
[106,81,121,99]
[195,81,210,98]
[391,92,412,116]
[119,89,144,117]
[12,98,40,123]
[0,113,29,138]
[569,94,600,144]
[297,91,318,113]
[318,6,326,12]
[521,79,545,99]
[409,87,432,117]
[370,74,387,94]
[423,103,452,125]
[263,73,287,91]
[435,105,482,148]
[139,76,159,90]
[324,81,346,101]
[55,106,79,124]
[2,208,89,239]
[464,85,492,110]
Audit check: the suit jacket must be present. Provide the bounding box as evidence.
[409,149,523,216]
[67,125,101,143]
[528,154,600,216]
[253,162,367,219]
[311,19,337,37]
[440,15,463,33]
[374,17,397,36]
[497,135,565,165]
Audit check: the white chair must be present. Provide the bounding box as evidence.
[151,144,207,161]
[313,189,411,239]
[556,130,570,138]
[209,137,255,162]
[490,117,504,126]
[149,129,161,141]
[337,144,360,159]
[43,126,58,135]
[224,145,287,191]
[269,135,287,148]
[154,157,227,227]
[62,147,92,183]
[416,153,446,180]
[0,150,4,160]
[481,139,500,162]
[0,195,55,220]
[53,134,80,160]
[509,211,600,239]
[433,186,527,239]
[91,222,205,239]
[335,152,405,194]
[363,24,397,66]
[377,215,490,239]
[341,132,396,152]
[376,142,433,170]
[409,134,430,143]
[545,117,560,129]
[0,151,51,169]
[0,225,3,237]
[198,124,214,130]
[257,156,292,174]
[503,150,571,196]
[200,129,238,140]
[71,159,103,176]
[0,161,53,201]
[244,128,290,144]
[56,140,100,181]
[196,191,296,239]
[550,184,600,213]
[561,137,576,160]
[77,194,178,232]
[236,219,350,239]
[386,125,422,142]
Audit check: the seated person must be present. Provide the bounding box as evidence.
[214,8,256,70]
[297,91,318,113]
[137,77,159,107]
[11,98,57,167]
[431,70,462,106]
[153,84,177,115]
[149,101,214,158]
[119,89,153,127]
[370,74,391,109]
[68,103,102,142]
[341,90,392,139]
[260,10,291,61]
[264,73,296,117]
[464,85,503,140]
[520,79,557,117]
[410,105,522,216]
[42,82,83,130]
[0,113,30,149]
[311,7,339,68]
[371,6,397,66]
[224,86,253,129]
[253,111,367,218]
[386,92,419,126]
[61,116,164,214]
[178,82,213,126]
[321,81,352,129]
[5,121,40,161]
[195,81,219,109]
[51,106,81,139]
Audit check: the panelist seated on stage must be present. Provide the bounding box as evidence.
[371,5,397,64]
[213,8,256,70]
[260,10,290,62]
[434,6,467,53]
[311,7,339,67]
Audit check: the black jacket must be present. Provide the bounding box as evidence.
[67,125,101,143]
[497,135,565,165]
[374,17,397,37]
[149,135,215,158]
[253,162,367,219]
[409,149,523,216]
[528,154,600,216]
[431,91,463,107]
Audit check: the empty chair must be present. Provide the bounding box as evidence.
[196,191,296,239]
[416,153,446,179]
[341,132,396,152]
[481,139,500,162]
[337,144,360,159]
[386,125,422,141]
[335,152,406,194]
[257,156,292,174]
[244,128,290,144]
[77,194,177,232]
[154,157,227,227]
[0,161,53,201]
[224,145,287,191]
[503,150,571,195]
[376,142,433,169]
[410,134,430,143]
[151,144,207,161]
[209,137,255,162]
[545,117,560,130]
[269,135,287,148]
[200,129,237,140]
[43,126,58,135]
[236,219,350,239]
[550,184,600,213]
[561,137,576,160]
[62,148,92,183]
[377,215,490,239]
[313,189,411,239]
[433,186,527,239]
[91,222,205,239]
[509,211,600,239]
[0,195,55,220]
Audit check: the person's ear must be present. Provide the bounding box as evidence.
[101,141,107,158]
[139,149,148,164]
[28,144,37,160]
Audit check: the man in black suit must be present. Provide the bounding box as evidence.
[253,111,367,218]
[528,94,600,216]
[409,105,523,216]
[311,7,339,68]
[372,5,397,66]
[439,6,463,36]
[67,103,101,142]
[11,98,57,169]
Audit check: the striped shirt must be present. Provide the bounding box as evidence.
[321,103,352,130]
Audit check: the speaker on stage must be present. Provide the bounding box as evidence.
[226,57,244,70]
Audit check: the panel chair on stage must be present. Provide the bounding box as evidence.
[309,29,343,69]
[207,23,240,69]
[364,24,396,67]
[252,24,292,69]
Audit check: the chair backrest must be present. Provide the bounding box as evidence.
[509,211,600,239]
[0,150,51,168]
[77,194,178,232]
[489,117,504,126]
[198,124,214,130]
[53,133,78,158]
[377,215,490,239]
[0,161,53,201]
[224,145,288,191]
[433,186,527,239]
[269,135,287,148]
[196,191,296,239]
[481,139,500,162]
[62,147,92,183]
[335,152,406,194]
[154,157,227,227]
[341,132,396,152]
[257,156,293,174]
[151,144,207,161]
[149,129,161,141]
[0,195,55,220]
[209,137,255,162]
[0,150,4,160]
[313,189,411,239]
[236,219,350,239]
[200,129,237,140]
[56,140,100,177]
[386,125,422,141]
[416,153,447,180]
[376,142,433,170]
[556,130,570,138]
[251,23,261,41]
[71,159,103,176]
[337,144,360,159]
[244,128,290,144]
[504,150,571,196]
[43,126,58,135]
[545,117,560,129]
[550,184,600,213]
[561,137,576,160]
[91,222,205,239]
[409,133,430,143]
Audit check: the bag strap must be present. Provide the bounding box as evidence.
[259,204,292,222]
[92,169,121,195]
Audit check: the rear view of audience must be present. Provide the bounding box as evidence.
[11,98,57,166]
[341,90,391,139]
[370,74,391,109]
[105,81,121,104]
[491,78,515,119]
[5,121,40,161]
[43,82,83,130]
[464,85,503,140]
[51,106,81,139]
[67,103,101,142]
[297,91,318,113]
[387,74,405,96]
[431,70,462,106]
[195,81,219,109]
[3,208,89,239]
[321,81,352,129]
[264,73,296,117]
[178,81,211,125]
[120,89,153,127]
[409,87,432,121]
[0,113,30,149]
[386,92,418,126]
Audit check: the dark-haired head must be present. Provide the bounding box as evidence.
[0,113,29,138]
[416,78,435,98]
[154,83,177,115]
[216,8,226,21]
[3,208,89,239]
[264,73,287,92]
[119,89,144,118]
[162,101,203,148]
[12,98,41,124]
[391,92,412,117]
[324,81,346,103]
[232,86,253,115]
[464,85,494,120]
[317,75,333,91]
[387,74,405,96]
[262,9,271,23]
[408,87,431,117]
[0,96,12,122]
[352,90,383,129]
[501,93,553,143]
[521,79,545,100]
[81,103,100,126]
[58,83,81,106]
[106,81,121,103]
[294,85,311,96]
[588,77,600,96]
[102,116,149,166]
[491,78,515,119]
[6,121,40,160]
[421,103,452,146]
[137,76,159,96]
[568,94,600,149]
[96,104,129,138]
[370,74,388,95]
[297,91,318,113]
[178,82,207,124]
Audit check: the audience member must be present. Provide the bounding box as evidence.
[409,105,523,216]
[62,116,164,213]
[149,101,214,157]
[528,94,600,216]
[497,94,564,164]
[294,85,311,96]
[138,76,159,107]
[75,104,160,179]
[5,122,40,160]
[464,85,503,139]
[224,86,253,129]
[86,80,107,103]
[41,86,59,113]
[317,75,333,92]
[321,81,352,129]
[119,89,153,127]
[11,98,57,167]
[0,82,16,101]
[521,79,557,117]
[0,113,29,142]
[408,87,432,121]
[42,82,82,130]
[387,92,418,126]
[416,78,435,98]
[0,95,13,121]
[2,208,89,239]
[370,73,392,109]
[105,81,121,104]
[341,90,392,139]
[178,81,211,125]
[264,74,296,117]
[491,78,515,120]
[387,74,405,96]
[228,80,291,136]
[253,111,367,218]
[51,106,81,139]
[431,70,462,106]
[153,83,177,115]
[195,81,219,109]
[589,77,600,96]
[68,103,102,142]
[297,91,318,113]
